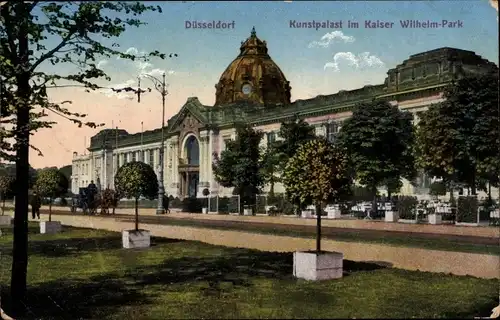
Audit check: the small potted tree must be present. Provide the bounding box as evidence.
[283,139,352,281]
[34,168,68,234]
[0,175,13,225]
[202,188,210,214]
[115,161,158,249]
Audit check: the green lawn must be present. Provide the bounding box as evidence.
[0,224,497,319]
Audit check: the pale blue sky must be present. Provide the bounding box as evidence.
[92,0,499,99]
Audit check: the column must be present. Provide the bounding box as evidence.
[208,131,214,192]
[199,136,206,185]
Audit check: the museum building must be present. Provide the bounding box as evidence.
[71,28,499,200]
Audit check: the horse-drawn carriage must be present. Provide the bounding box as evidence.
[70,187,100,215]
[70,187,116,215]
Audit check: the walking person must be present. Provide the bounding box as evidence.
[163,194,171,214]
[30,191,42,219]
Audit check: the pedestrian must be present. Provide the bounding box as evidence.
[163,194,170,214]
[30,191,42,219]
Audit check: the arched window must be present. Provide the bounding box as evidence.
[185,136,200,165]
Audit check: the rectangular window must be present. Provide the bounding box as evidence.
[326,122,338,143]
[131,152,136,162]
[267,132,276,147]
[149,149,155,165]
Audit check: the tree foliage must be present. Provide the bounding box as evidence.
[337,100,416,198]
[213,124,264,203]
[1,2,167,312]
[115,161,157,231]
[58,165,72,184]
[260,116,316,195]
[0,174,14,214]
[114,161,158,200]
[33,168,68,199]
[275,116,316,160]
[416,73,499,193]
[283,139,352,206]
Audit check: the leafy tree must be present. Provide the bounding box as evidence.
[58,165,72,185]
[33,168,68,220]
[283,139,352,252]
[213,124,264,209]
[0,175,13,214]
[114,161,158,231]
[416,73,499,195]
[260,116,316,197]
[0,2,167,312]
[259,146,282,196]
[337,100,415,215]
[276,116,317,159]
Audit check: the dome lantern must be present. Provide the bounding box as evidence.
[215,28,291,106]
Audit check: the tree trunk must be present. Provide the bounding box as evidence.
[488,183,492,201]
[387,190,392,201]
[315,201,322,253]
[11,8,31,315]
[371,186,377,218]
[49,198,52,222]
[135,197,139,231]
[470,171,477,195]
[1,195,5,216]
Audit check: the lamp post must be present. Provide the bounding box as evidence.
[137,72,168,215]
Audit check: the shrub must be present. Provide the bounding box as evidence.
[169,196,182,209]
[395,196,418,219]
[181,197,203,213]
[457,196,478,223]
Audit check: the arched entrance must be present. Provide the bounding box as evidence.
[179,134,200,198]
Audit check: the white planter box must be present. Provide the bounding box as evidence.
[384,210,399,222]
[0,215,13,226]
[122,229,151,249]
[293,251,343,281]
[202,208,208,214]
[428,213,442,225]
[301,210,313,218]
[326,209,341,219]
[243,208,253,216]
[40,221,62,234]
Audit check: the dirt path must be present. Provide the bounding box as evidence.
[43,210,498,247]
[34,206,499,238]
[26,213,500,279]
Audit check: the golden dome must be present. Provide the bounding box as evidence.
[215,27,291,106]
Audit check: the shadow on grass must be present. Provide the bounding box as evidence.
[0,246,395,319]
[1,276,153,320]
[1,235,182,258]
[123,249,390,291]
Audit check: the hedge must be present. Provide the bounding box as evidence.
[456,196,478,223]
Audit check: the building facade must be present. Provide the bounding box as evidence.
[71,28,499,199]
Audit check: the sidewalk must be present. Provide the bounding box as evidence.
[9,204,500,238]
[28,213,500,279]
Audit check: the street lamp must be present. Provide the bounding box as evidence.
[137,72,168,215]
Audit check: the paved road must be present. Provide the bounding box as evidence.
[45,209,499,247]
